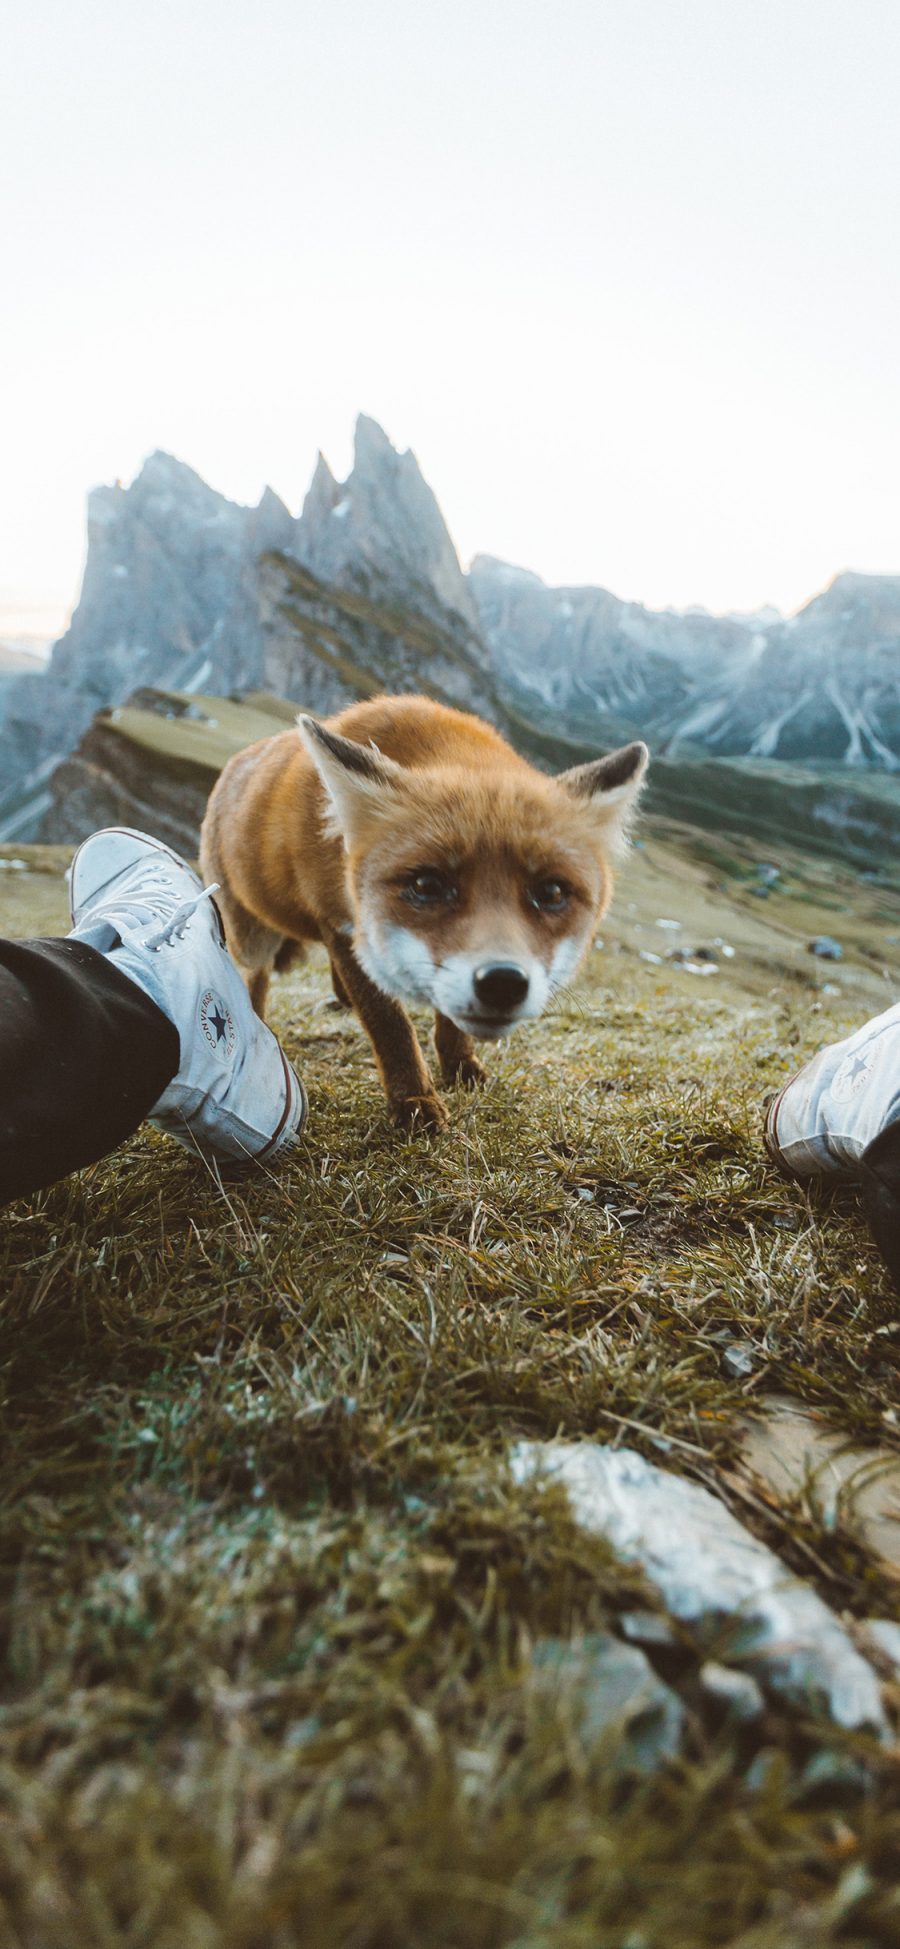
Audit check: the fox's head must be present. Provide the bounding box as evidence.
[298,717,648,1040]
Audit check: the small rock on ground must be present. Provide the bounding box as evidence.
[511,1439,886,1735]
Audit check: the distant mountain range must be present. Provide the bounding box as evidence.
[0,415,898,844]
[472,559,900,767]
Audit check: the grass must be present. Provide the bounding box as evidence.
[101,693,296,779]
[0,832,899,1946]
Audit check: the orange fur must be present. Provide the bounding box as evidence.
[200,694,647,1129]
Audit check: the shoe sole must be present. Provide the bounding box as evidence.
[256,1048,308,1158]
[69,826,205,928]
[155,1048,308,1165]
[762,1080,798,1179]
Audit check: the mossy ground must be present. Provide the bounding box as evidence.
[1,832,899,1947]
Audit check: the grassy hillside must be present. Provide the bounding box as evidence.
[0,828,898,1945]
[102,689,299,778]
[256,552,499,737]
[38,692,301,852]
[645,752,900,875]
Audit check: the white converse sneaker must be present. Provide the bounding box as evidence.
[69,826,305,1165]
[764,1001,900,1179]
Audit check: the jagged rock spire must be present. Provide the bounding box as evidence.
[293,415,482,641]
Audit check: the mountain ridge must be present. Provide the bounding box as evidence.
[470,556,900,769]
[0,418,898,840]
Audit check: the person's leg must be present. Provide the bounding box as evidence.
[764,1000,900,1292]
[1,827,306,1205]
[0,937,179,1203]
[858,1123,900,1292]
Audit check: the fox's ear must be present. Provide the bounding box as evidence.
[556,740,649,847]
[298,716,405,845]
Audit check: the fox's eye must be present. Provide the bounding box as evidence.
[530,876,571,914]
[403,868,457,908]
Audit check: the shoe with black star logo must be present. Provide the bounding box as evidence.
[69,827,306,1165]
[764,999,900,1291]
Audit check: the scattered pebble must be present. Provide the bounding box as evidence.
[0,857,27,871]
[723,1343,755,1378]
[655,918,682,931]
[667,949,719,976]
[639,950,663,965]
[808,936,844,960]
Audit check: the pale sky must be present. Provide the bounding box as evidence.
[3,0,900,642]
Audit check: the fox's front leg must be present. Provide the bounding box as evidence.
[328,957,351,1008]
[326,932,448,1131]
[433,1013,487,1089]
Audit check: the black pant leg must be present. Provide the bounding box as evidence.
[859,1122,900,1296]
[0,938,179,1203]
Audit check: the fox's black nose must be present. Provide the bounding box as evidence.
[473,962,530,1013]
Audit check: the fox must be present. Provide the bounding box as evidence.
[199,694,648,1131]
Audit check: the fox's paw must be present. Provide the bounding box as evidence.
[450,1055,487,1090]
[392,1090,449,1134]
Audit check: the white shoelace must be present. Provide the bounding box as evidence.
[142,882,221,950]
[88,859,222,951]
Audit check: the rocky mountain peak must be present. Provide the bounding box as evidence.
[797,570,900,632]
[826,568,900,598]
[0,453,269,833]
[138,447,204,486]
[353,412,396,469]
[85,452,249,559]
[250,485,294,548]
[300,451,341,530]
[292,415,482,645]
[468,554,546,590]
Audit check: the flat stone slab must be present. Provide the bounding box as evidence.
[510,1439,886,1735]
[739,1396,900,1576]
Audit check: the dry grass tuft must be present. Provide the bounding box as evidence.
[1,843,899,1945]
